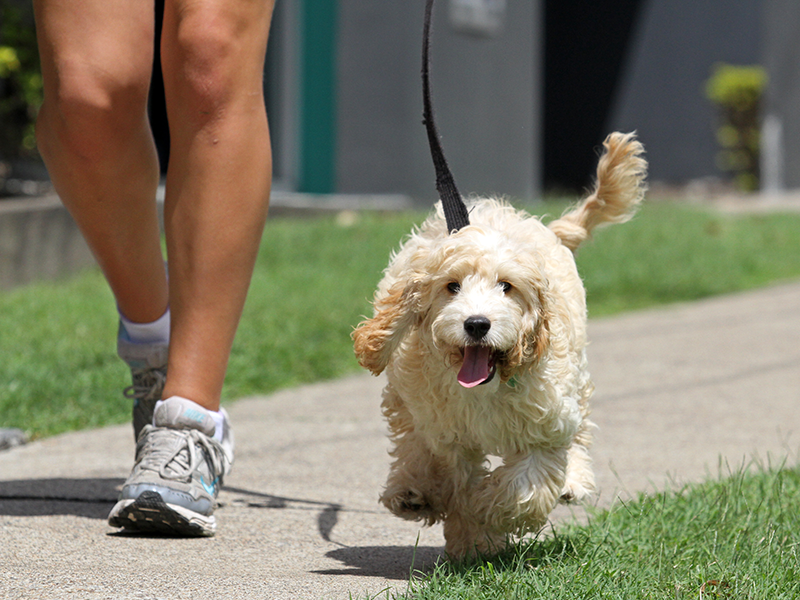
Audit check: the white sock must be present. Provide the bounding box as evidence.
[119,307,171,344]
[155,396,226,443]
[208,409,226,443]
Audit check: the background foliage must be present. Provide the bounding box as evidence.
[0,0,42,163]
[705,63,768,192]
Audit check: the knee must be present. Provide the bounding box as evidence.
[164,12,265,128]
[37,60,150,162]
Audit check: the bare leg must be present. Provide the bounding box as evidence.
[33,0,168,324]
[158,0,275,410]
[35,0,274,537]
[36,0,274,411]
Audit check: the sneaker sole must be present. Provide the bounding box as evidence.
[108,490,216,537]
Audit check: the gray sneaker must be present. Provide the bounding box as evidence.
[117,329,169,441]
[107,397,234,536]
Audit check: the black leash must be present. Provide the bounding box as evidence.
[422,0,470,233]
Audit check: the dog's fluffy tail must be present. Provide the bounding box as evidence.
[549,132,647,252]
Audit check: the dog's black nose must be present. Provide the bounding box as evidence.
[464,315,491,340]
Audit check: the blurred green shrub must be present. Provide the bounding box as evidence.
[705,63,767,192]
[0,0,43,161]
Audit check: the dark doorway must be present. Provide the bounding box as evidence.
[543,0,645,192]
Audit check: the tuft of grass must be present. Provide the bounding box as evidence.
[391,462,800,600]
[2,201,800,438]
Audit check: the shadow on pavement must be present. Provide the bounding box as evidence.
[0,477,122,518]
[315,545,442,580]
[225,484,354,542]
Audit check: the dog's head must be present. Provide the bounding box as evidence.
[353,200,563,387]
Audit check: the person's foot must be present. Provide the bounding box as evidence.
[108,397,234,536]
[117,326,169,441]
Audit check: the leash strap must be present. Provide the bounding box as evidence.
[422,0,470,233]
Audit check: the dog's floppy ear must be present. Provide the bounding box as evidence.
[352,280,422,375]
[527,295,552,365]
[503,286,553,376]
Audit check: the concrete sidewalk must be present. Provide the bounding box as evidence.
[1,281,799,599]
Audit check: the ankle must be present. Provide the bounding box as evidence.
[119,307,171,344]
[155,396,227,443]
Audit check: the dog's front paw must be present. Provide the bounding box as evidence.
[560,445,595,504]
[381,488,441,525]
[443,513,508,560]
[559,475,595,504]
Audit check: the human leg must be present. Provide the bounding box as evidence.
[157,0,275,412]
[108,0,274,535]
[33,0,168,324]
[34,0,170,440]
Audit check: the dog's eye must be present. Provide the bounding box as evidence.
[499,281,512,293]
[447,282,461,294]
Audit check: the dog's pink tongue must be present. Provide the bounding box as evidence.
[458,346,492,388]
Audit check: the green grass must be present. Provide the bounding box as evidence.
[0,210,421,438]
[225,211,423,398]
[390,461,800,600]
[2,201,800,438]
[575,202,800,316]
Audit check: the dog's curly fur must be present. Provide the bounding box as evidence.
[353,132,647,559]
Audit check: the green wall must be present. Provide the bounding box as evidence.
[298,0,338,193]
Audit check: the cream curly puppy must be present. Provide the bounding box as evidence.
[353,132,647,559]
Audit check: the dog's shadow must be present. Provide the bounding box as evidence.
[314,544,443,580]
[225,485,445,579]
[0,477,122,519]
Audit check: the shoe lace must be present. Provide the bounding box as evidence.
[137,427,227,483]
[124,367,167,401]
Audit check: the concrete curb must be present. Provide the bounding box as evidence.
[0,194,95,291]
[0,190,417,291]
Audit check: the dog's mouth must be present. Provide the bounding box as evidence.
[457,346,498,388]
